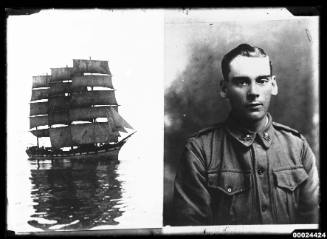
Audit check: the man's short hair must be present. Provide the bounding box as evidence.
[221,43,272,81]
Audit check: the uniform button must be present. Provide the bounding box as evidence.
[263,132,271,141]
[262,205,267,212]
[257,168,265,175]
[227,187,232,193]
[243,134,252,141]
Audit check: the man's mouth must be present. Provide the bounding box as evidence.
[246,102,263,110]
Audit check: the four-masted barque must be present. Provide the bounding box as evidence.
[26,58,135,160]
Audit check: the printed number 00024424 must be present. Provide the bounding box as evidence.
[293,232,326,238]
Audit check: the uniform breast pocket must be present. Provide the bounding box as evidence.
[272,166,309,222]
[207,170,252,224]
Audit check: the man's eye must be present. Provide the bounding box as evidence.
[238,81,248,86]
[234,79,249,86]
[256,77,269,84]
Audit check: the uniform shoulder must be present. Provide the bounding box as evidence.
[272,122,304,139]
[188,123,224,139]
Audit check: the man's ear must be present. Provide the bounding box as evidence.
[271,75,278,95]
[220,80,227,98]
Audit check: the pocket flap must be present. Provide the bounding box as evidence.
[273,167,309,192]
[208,171,251,196]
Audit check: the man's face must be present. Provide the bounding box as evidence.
[221,55,278,122]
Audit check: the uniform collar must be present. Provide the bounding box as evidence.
[225,113,274,149]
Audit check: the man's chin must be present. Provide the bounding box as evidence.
[231,109,267,122]
[244,111,266,122]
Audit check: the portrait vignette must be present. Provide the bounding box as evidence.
[163,11,320,228]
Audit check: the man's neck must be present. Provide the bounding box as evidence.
[231,113,268,133]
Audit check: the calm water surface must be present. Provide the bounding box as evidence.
[27,158,127,231]
[8,131,162,232]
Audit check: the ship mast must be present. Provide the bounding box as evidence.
[64,64,74,151]
[36,126,39,147]
[89,56,98,147]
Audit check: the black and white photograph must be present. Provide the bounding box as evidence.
[163,9,320,233]
[6,7,323,236]
[7,9,163,233]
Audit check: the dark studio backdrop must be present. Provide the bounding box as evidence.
[163,16,319,225]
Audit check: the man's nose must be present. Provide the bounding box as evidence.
[247,82,259,99]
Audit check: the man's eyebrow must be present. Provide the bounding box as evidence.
[256,75,271,79]
[231,75,271,81]
[231,76,250,80]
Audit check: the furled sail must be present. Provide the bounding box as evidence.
[32,75,51,88]
[31,88,49,101]
[71,75,113,89]
[50,67,73,82]
[73,59,111,75]
[30,128,49,137]
[71,91,117,107]
[30,115,49,129]
[30,102,48,116]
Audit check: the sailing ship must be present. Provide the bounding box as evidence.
[26,58,135,160]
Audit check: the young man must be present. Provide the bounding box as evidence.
[172,44,319,225]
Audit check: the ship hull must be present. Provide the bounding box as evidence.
[26,142,126,161]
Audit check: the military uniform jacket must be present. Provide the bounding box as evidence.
[172,113,319,225]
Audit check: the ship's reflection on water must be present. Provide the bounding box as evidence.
[27,158,124,231]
